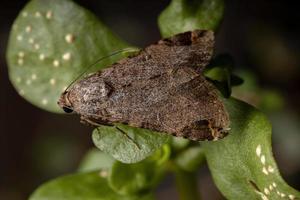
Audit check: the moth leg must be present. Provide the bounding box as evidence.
[80,116,109,127]
[80,116,92,126]
[207,121,228,141]
[208,121,218,141]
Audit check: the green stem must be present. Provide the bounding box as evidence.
[174,167,201,200]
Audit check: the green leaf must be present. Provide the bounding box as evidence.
[202,98,300,199]
[259,90,284,112]
[6,0,127,113]
[204,54,243,98]
[170,137,190,152]
[174,146,205,172]
[205,67,231,97]
[108,145,171,195]
[92,124,170,164]
[29,172,154,200]
[78,148,115,172]
[173,167,201,200]
[158,0,225,37]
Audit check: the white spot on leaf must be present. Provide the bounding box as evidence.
[65,34,75,43]
[50,78,56,85]
[18,58,24,66]
[264,188,270,195]
[35,11,41,17]
[254,190,268,200]
[262,167,268,175]
[272,182,277,187]
[39,54,45,61]
[19,90,25,95]
[289,194,295,200]
[42,99,48,105]
[260,194,268,200]
[26,79,31,85]
[25,26,32,33]
[31,74,37,80]
[17,35,23,41]
[269,185,273,191]
[53,60,60,67]
[267,165,274,173]
[46,10,52,19]
[18,51,25,58]
[62,52,71,60]
[256,145,261,157]
[34,43,40,50]
[99,170,108,178]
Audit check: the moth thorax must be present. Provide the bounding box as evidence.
[82,81,111,102]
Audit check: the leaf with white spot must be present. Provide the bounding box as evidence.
[6,0,128,113]
[202,98,300,199]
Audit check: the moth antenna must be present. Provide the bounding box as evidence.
[64,47,140,92]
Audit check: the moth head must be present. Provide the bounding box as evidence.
[58,90,74,114]
[57,75,112,116]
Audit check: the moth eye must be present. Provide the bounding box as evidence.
[62,106,73,113]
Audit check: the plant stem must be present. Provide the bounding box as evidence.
[174,167,201,200]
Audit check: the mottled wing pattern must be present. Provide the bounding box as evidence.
[60,30,230,141]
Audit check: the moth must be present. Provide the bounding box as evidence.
[58,30,230,141]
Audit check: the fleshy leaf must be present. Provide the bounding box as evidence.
[6,0,127,113]
[170,137,190,152]
[202,98,300,199]
[78,148,115,172]
[29,172,154,200]
[158,0,224,37]
[108,145,170,195]
[92,124,170,164]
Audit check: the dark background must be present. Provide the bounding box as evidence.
[1,0,300,199]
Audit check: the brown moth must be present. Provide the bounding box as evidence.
[58,30,230,141]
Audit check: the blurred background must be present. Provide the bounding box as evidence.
[1,0,300,199]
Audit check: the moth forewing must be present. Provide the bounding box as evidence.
[58,30,230,141]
